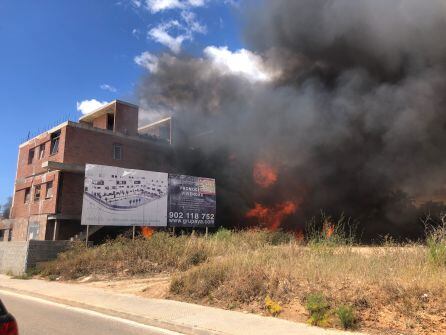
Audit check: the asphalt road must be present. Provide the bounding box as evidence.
[0,291,182,335]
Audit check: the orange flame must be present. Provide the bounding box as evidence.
[141,227,155,239]
[323,221,335,238]
[246,201,297,230]
[253,162,278,188]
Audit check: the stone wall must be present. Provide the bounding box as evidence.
[0,240,71,275]
[0,241,28,275]
[26,240,71,269]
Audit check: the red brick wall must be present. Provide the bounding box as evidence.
[11,215,48,241]
[92,113,108,130]
[58,172,85,216]
[11,125,66,229]
[15,127,66,181]
[11,171,60,219]
[63,124,173,172]
[115,102,138,136]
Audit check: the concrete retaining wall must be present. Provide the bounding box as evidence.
[0,240,72,275]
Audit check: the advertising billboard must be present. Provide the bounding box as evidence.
[81,164,168,226]
[81,165,216,227]
[168,174,216,227]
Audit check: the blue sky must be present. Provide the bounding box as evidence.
[0,0,247,205]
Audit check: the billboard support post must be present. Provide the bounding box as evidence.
[205,226,208,238]
[85,225,89,247]
[132,226,136,240]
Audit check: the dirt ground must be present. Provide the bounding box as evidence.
[81,275,171,299]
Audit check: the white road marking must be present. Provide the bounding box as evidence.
[0,289,183,335]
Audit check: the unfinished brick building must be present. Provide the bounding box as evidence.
[8,100,173,241]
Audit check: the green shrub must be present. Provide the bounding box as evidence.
[213,227,233,241]
[336,305,357,330]
[266,230,295,245]
[426,223,446,266]
[306,293,330,326]
[427,237,446,266]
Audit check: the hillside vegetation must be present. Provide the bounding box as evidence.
[39,222,446,335]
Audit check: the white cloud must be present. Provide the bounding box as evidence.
[76,99,109,115]
[100,84,117,93]
[149,21,190,54]
[134,46,274,81]
[204,46,272,82]
[148,11,205,53]
[134,51,159,72]
[127,0,207,53]
[223,0,239,7]
[181,10,206,34]
[146,0,205,13]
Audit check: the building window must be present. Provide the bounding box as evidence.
[45,181,53,199]
[113,144,122,160]
[50,130,61,155]
[39,143,45,159]
[34,185,41,202]
[24,188,31,203]
[28,148,35,164]
[107,114,115,131]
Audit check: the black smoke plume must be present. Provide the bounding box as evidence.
[138,0,446,239]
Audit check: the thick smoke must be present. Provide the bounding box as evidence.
[138,0,446,239]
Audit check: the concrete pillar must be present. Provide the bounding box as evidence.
[52,220,58,241]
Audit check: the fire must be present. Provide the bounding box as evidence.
[141,227,154,239]
[253,162,278,188]
[323,221,335,238]
[246,201,297,230]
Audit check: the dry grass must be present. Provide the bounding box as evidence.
[39,227,446,334]
[39,230,293,278]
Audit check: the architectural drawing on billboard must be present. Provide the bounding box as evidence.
[81,164,168,226]
[168,174,216,227]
